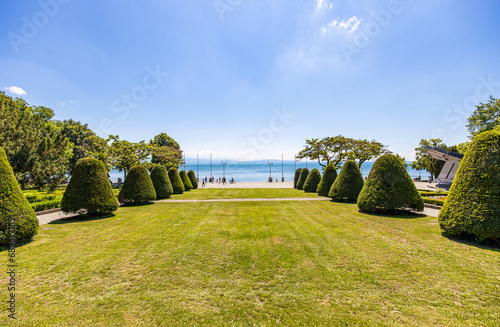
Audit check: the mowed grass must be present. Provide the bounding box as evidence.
[168,188,322,200]
[4,197,500,326]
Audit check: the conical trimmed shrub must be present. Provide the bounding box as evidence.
[357,154,423,213]
[303,169,322,193]
[61,158,118,215]
[329,160,364,202]
[317,164,338,196]
[168,168,185,194]
[187,170,198,189]
[118,165,156,205]
[179,170,193,191]
[439,130,500,241]
[150,165,173,199]
[294,169,302,189]
[0,147,39,245]
[296,168,309,190]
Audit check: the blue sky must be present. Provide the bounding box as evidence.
[1,0,500,161]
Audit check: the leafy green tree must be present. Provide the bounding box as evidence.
[466,96,500,139]
[150,165,173,199]
[118,165,156,205]
[358,154,423,213]
[329,160,364,202]
[168,168,185,194]
[296,168,309,190]
[61,158,118,215]
[150,133,183,168]
[349,139,388,168]
[179,170,193,191]
[316,164,337,196]
[0,146,39,245]
[294,168,302,189]
[297,136,352,168]
[438,130,500,241]
[303,169,322,193]
[108,135,151,179]
[187,170,198,189]
[411,139,447,179]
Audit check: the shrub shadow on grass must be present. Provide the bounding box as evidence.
[0,237,37,252]
[119,201,155,207]
[442,233,500,252]
[358,209,427,219]
[48,213,116,225]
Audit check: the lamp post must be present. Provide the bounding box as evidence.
[210,154,212,182]
[221,161,227,179]
[281,154,284,182]
[268,161,273,182]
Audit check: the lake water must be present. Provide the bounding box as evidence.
[109,160,429,183]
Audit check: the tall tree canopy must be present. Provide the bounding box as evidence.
[150,133,183,169]
[108,135,151,179]
[466,96,500,139]
[297,136,387,169]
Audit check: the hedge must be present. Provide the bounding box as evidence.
[423,198,445,206]
[329,160,364,202]
[303,169,322,193]
[0,146,39,245]
[188,170,198,189]
[61,158,119,215]
[168,168,185,194]
[118,165,157,205]
[357,154,424,213]
[180,170,193,191]
[316,164,337,196]
[296,168,309,190]
[150,165,173,199]
[31,200,61,212]
[294,169,302,189]
[438,130,500,241]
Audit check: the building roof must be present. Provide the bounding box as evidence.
[424,146,463,163]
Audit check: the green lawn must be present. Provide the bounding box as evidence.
[167,188,322,200]
[3,192,500,326]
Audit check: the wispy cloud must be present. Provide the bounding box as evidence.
[321,16,361,35]
[316,0,333,10]
[4,86,27,96]
[59,99,81,106]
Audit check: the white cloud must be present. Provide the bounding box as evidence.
[4,86,27,96]
[59,99,80,106]
[321,16,361,35]
[316,0,333,10]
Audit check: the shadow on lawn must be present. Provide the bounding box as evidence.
[48,213,116,225]
[442,233,500,252]
[357,209,427,219]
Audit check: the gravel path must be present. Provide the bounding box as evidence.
[36,198,442,225]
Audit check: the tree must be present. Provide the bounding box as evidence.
[187,170,198,189]
[150,133,183,168]
[61,158,118,215]
[303,169,322,193]
[466,96,500,139]
[293,168,302,189]
[296,168,309,190]
[438,130,500,241]
[411,139,447,179]
[316,164,337,196]
[357,154,423,213]
[108,135,151,179]
[297,136,353,168]
[349,139,388,168]
[329,160,364,202]
[59,119,98,175]
[150,165,173,199]
[117,165,156,205]
[168,168,185,194]
[0,146,39,245]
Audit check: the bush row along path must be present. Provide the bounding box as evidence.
[36,198,441,225]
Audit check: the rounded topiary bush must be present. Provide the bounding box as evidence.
[118,165,156,205]
[168,168,185,194]
[0,147,39,245]
[438,130,500,241]
[61,157,118,215]
[294,168,302,189]
[357,154,423,213]
[179,170,193,191]
[317,164,338,196]
[296,168,309,190]
[329,160,364,202]
[303,168,322,193]
[187,170,198,189]
[150,165,173,199]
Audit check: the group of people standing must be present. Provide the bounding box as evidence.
[201,176,235,187]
